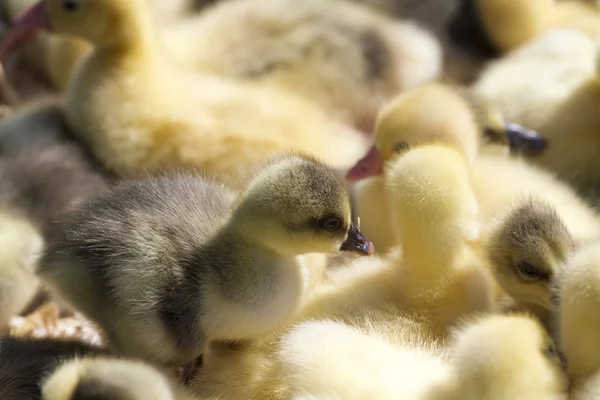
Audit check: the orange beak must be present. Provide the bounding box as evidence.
[0,1,49,61]
[345,145,384,182]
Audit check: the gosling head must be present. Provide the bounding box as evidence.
[345,84,547,182]
[0,0,150,58]
[42,358,178,400]
[485,197,573,311]
[234,153,373,257]
[450,314,568,399]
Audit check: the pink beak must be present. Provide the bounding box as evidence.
[0,1,49,61]
[345,145,384,182]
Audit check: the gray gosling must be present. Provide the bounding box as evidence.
[40,153,373,365]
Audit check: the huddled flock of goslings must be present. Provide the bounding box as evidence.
[0,0,600,399]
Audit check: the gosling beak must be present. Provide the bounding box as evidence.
[0,1,50,61]
[346,145,384,182]
[504,122,548,156]
[340,222,374,256]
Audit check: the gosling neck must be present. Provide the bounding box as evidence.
[394,213,467,283]
[208,217,305,305]
[93,6,159,60]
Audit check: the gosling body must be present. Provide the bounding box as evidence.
[41,155,371,365]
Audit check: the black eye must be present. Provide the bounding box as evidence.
[62,0,80,12]
[321,216,342,232]
[518,261,543,280]
[392,142,409,153]
[544,343,566,366]
[545,345,556,357]
[483,127,501,140]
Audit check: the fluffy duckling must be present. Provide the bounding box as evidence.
[367,83,548,162]
[278,314,568,399]
[485,197,574,325]
[0,336,105,400]
[192,311,564,399]
[2,0,368,187]
[160,0,442,130]
[4,0,443,128]
[42,357,198,400]
[5,0,442,129]
[348,81,600,252]
[474,29,600,200]
[475,0,600,53]
[346,83,546,253]
[40,154,372,365]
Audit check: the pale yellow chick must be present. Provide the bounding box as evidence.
[347,83,548,253]
[2,0,368,188]
[278,314,568,400]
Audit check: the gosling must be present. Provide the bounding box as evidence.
[40,153,373,365]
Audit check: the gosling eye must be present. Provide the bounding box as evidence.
[517,261,543,281]
[543,343,566,366]
[320,216,342,232]
[483,127,501,141]
[544,344,556,358]
[392,141,409,153]
[62,0,81,12]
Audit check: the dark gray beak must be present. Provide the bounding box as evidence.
[340,222,374,256]
[505,122,548,156]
